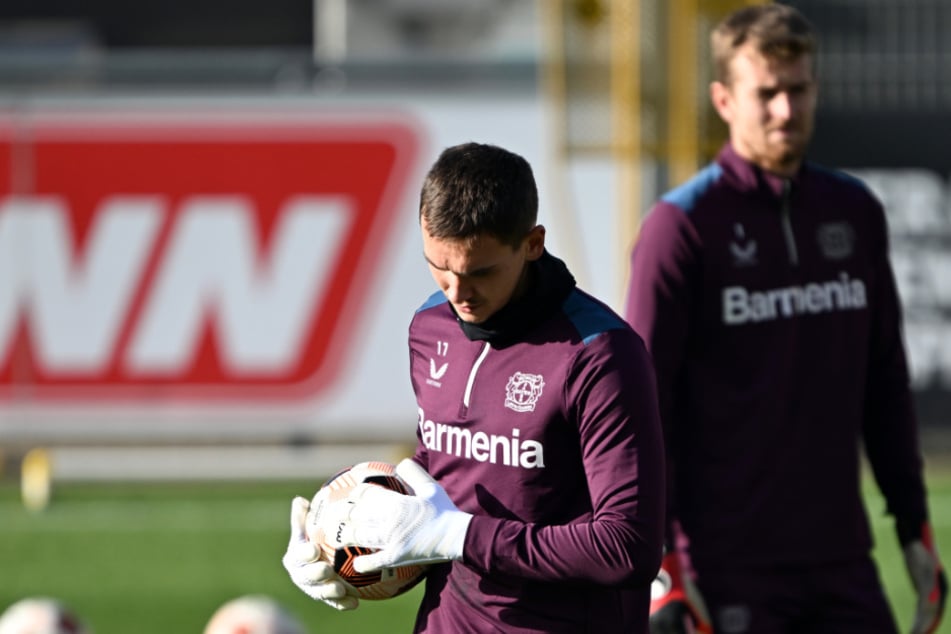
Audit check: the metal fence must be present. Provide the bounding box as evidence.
[788,0,951,112]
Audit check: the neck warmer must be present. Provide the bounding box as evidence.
[457,250,576,348]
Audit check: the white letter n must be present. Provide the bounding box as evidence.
[0,195,160,372]
[126,195,349,375]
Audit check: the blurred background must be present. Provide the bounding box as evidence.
[0,0,948,632]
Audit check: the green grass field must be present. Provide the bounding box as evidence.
[1,460,949,633]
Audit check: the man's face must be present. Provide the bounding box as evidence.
[711,43,818,176]
[421,219,545,324]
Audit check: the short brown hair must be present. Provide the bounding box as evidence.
[419,142,538,249]
[711,3,817,84]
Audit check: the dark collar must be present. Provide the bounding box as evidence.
[456,251,576,348]
[718,142,806,198]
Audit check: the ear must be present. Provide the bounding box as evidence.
[524,225,546,261]
[710,81,733,124]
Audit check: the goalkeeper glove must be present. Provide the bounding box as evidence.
[281,496,360,611]
[650,550,713,634]
[902,522,947,634]
[348,458,472,572]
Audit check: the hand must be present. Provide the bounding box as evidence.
[650,551,713,634]
[281,496,360,610]
[902,523,947,634]
[347,458,472,572]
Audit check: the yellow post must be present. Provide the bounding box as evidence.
[668,0,700,187]
[21,447,53,511]
[537,0,591,288]
[539,0,568,161]
[610,0,641,306]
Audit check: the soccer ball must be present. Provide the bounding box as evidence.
[305,461,427,600]
[203,595,305,634]
[0,597,89,634]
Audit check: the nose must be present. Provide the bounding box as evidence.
[771,92,794,122]
[443,273,473,304]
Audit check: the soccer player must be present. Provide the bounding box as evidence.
[283,142,666,632]
[625,4,947,633]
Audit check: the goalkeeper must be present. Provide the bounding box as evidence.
[625,4,946,634]
[283,142,667,632]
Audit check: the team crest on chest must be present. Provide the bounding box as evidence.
[505,372,545,412]
[817,222,855,260]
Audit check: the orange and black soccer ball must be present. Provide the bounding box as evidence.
[305,461,427,600]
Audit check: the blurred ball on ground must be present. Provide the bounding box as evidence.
[0,597,89,634]
[203,595,306,634]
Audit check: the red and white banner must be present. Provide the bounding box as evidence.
[0,110,420,401]
[1,102,947,439]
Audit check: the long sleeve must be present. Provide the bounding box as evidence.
[624,202,701,543]
[408,278,663,632]
[860,201,929,543]
[461,328,665,586]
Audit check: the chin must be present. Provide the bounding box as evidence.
[455,310,484,324]
[780,152,806,172]
[778,139,807,160]
[761,149,803,176]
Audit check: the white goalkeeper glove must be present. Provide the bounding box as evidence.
[281,496,360,611]
[650,550,713,634]
[348,458,472,572]
[902,523,947,634]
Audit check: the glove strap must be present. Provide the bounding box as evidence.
[651,550,713,633]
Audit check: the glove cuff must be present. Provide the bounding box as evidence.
[897,516,929,547]
[652,549,713,632]
[439,510,473,561]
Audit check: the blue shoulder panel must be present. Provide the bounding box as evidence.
[661,162,723,213]
[562,290,628,346]
[811,163,874,195]
[416,290,447,313]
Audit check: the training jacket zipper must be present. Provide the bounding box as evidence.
[463,342,491,408]
[780,179,799,266]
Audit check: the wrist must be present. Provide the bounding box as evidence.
[440,510,473,560]
[896,516,929,547]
